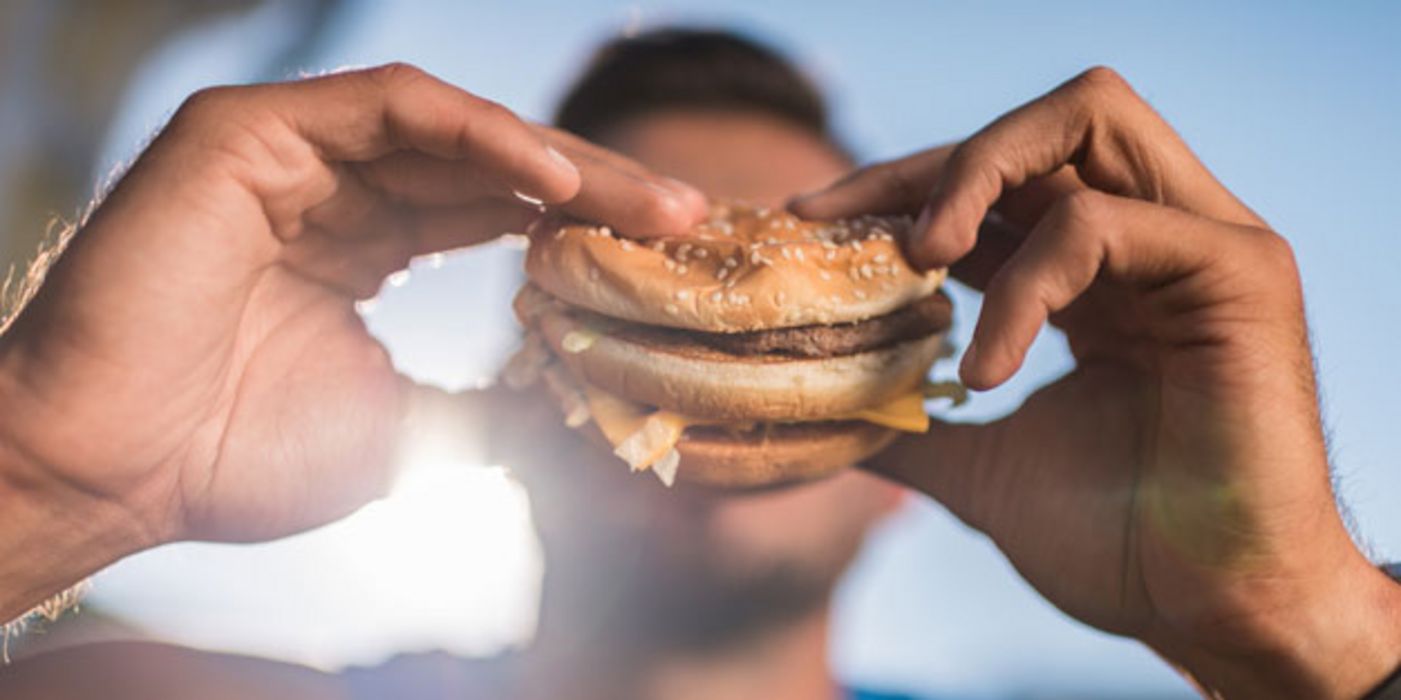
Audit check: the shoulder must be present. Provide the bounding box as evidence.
[0,641,348,700]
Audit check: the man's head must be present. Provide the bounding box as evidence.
[509,27,905,658]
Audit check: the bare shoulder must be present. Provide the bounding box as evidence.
[0,641,347,700]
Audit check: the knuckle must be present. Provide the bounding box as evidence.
[1063,66,1143,118]
[1249,229,1300,277]
[1050,189,1110,232]
[365,61,428,90]
[946,138,988,174]
[944,138,1006,200]
[475,97,515,124]
[175,85,242,123]
[1073,65,1132,95]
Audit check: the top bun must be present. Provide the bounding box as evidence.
[526,202,946,332]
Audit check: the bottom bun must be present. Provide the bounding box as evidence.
[673,421,897,488]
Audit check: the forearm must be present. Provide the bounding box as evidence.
[1161,558,1401,699]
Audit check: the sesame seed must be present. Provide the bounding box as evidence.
[710,291,723,303]
[675,264,689,275]
[851,240,864,252]
[725,257,739,269]
[819,270,832,281]
[663,259,677,271]
[678,243,692,256]
[600,226,613,238]
[855,289,868,300]
[717,267,730,281]
[652,241,666,252]
[694,248,709,258]
[619,239,634,251]
[781,248,793,260]
[873,253,890,264]
[793,248,805,262]
[861,264,874,279]
[725,278,738,289]
[750,250,764,265]
[665,303,679,315]
[825,250,837,261]
[675,289,691,301]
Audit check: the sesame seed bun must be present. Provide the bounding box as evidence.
[526,202,946,332]
[512,201,954,489]
[537,303,946,421]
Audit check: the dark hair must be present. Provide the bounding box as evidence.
[554,27,838,148]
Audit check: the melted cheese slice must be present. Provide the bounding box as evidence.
[582,384,930,474]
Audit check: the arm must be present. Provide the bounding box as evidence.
[0,641,347,700]
[0,62,706,622]
[795,66,1401,698]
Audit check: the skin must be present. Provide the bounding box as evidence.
[0,62,709,624]
[0,63,1396,699]
[0,81,900,700]
[792,66,1401,698]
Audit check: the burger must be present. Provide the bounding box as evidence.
[506,202,960,488]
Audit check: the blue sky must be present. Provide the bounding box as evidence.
[82,2,1400,697]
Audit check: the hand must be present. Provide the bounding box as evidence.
[792,67,1401,699]
[0,63,706,619]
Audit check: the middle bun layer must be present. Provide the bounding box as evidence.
[537,305,946,421]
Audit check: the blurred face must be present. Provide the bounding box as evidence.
[515,110,905,654]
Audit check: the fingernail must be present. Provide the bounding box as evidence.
[659,176,705,207]
[546,146,579,178]
[647,180,685,201]
[904,206,935,268]
[912,206,933,237]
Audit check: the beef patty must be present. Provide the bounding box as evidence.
[569,290,952,359]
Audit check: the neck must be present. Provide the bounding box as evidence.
[523,608,839,700]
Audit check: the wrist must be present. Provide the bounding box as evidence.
[0,348,154,623]
[1161,556,1401,699]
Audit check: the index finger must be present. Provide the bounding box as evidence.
[269,63,582,204]
[908,67,1264,269]
[537,126,709,238]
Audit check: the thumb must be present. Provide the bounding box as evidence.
[862,416,1004,535]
